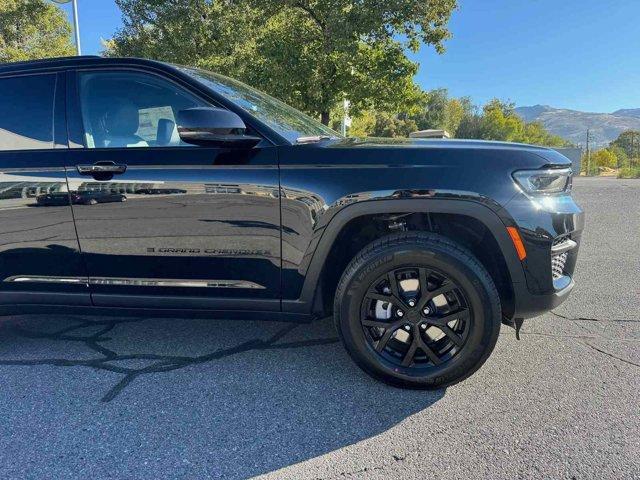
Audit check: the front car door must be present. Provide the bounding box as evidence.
[0,69,90,306]
[65,66,281,311]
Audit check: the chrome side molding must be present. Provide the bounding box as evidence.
[4,276,265,289]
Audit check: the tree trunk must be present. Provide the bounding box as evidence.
[321,111,330,126]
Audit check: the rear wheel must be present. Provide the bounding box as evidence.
[334,232,501,389]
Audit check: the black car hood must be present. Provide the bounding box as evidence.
[320,136,571,167]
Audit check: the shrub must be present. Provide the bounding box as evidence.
[618,166,640,179]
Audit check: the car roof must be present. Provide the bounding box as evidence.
[0,56,174,75]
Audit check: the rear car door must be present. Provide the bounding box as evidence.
[64,67,281,312]
[0,70,90,306]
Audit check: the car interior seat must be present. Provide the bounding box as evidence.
[103,101,149,148]
[156,118,181,146]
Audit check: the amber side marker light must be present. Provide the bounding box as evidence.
[506,226,527,261]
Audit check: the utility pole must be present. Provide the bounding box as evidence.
[341,98,351,137]
[52,0,81,56]
[586,129,591,175]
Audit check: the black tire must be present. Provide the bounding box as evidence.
[334,232,501,389]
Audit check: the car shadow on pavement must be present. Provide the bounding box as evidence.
[0,314,444,479]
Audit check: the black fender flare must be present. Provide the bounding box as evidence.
[283,198,526,314]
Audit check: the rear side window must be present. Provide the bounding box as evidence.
[0,74,57,151]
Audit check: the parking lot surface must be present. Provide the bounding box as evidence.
[0,176,638,479]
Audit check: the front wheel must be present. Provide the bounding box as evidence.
[334,232,502,389]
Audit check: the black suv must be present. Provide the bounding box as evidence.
[0,57,583,388]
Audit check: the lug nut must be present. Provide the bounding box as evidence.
[422,306,431,315]
[408,299,416,307]
[421,323,427,330]
[397,309,405,318]
[404,325,411,331]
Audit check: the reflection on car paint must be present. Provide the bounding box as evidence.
[63,149,282,301]
[0,167,89,297]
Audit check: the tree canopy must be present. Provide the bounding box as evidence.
[610,130,640,159]
[0,0,74,63]
[348,110,418,138]
[108,0,457,124]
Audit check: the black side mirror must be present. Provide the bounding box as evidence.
[176,107,262,148]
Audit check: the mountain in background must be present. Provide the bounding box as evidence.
[514,105,640,147]
[612,108,640,119]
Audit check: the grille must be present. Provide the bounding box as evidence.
[551,252,568,280]
[551,237,571,280]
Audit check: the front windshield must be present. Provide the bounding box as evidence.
[178,66,340,143]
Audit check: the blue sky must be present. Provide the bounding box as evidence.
[58,0,639,113]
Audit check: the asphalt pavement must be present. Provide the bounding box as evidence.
[0,176,638,479]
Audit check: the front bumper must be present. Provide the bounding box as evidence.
[504,191,584,319]
[512,278,575,319]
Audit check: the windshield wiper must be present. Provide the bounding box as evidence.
[295,135,335,144]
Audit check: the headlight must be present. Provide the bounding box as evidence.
[512,168,572,195]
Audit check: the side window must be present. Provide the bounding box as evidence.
[0,74,57,151]
[78,71,208,148]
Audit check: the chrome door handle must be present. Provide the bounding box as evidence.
[77,162,127,175]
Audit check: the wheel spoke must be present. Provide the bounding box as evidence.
[362,318,392,329]
[375,327,396,352]
[365,291,400,306]
[439,325,464,347]
[417,336,442,365]
[387,271,401,297]
[418,267,429,298]
[427,308,470,327]
[386,271,410,309]
[401,339,419,367]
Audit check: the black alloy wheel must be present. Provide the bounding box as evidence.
[360,267,471,370]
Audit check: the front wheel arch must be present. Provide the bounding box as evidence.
[301,199,522,318]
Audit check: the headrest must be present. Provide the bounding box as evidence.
[157,118,177,146]
[104,101,140,136]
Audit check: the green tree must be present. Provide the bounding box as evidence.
[410,89,473,137]
[593,149,617,168]
[370,113,418,138]
[412,88,448,131]
[456,106,482,139]
[108,0,457,124]
[608,145,629,168]
[347,110,377,137]
[349,110,417,138]
[581,148,619,175]
[0,0,74,63]
[478,99,522,141]
[610,130,640,159]
[462,98,568,146]
[106,1,258,71]
[443,97,466,136]
[348,95,566,144]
